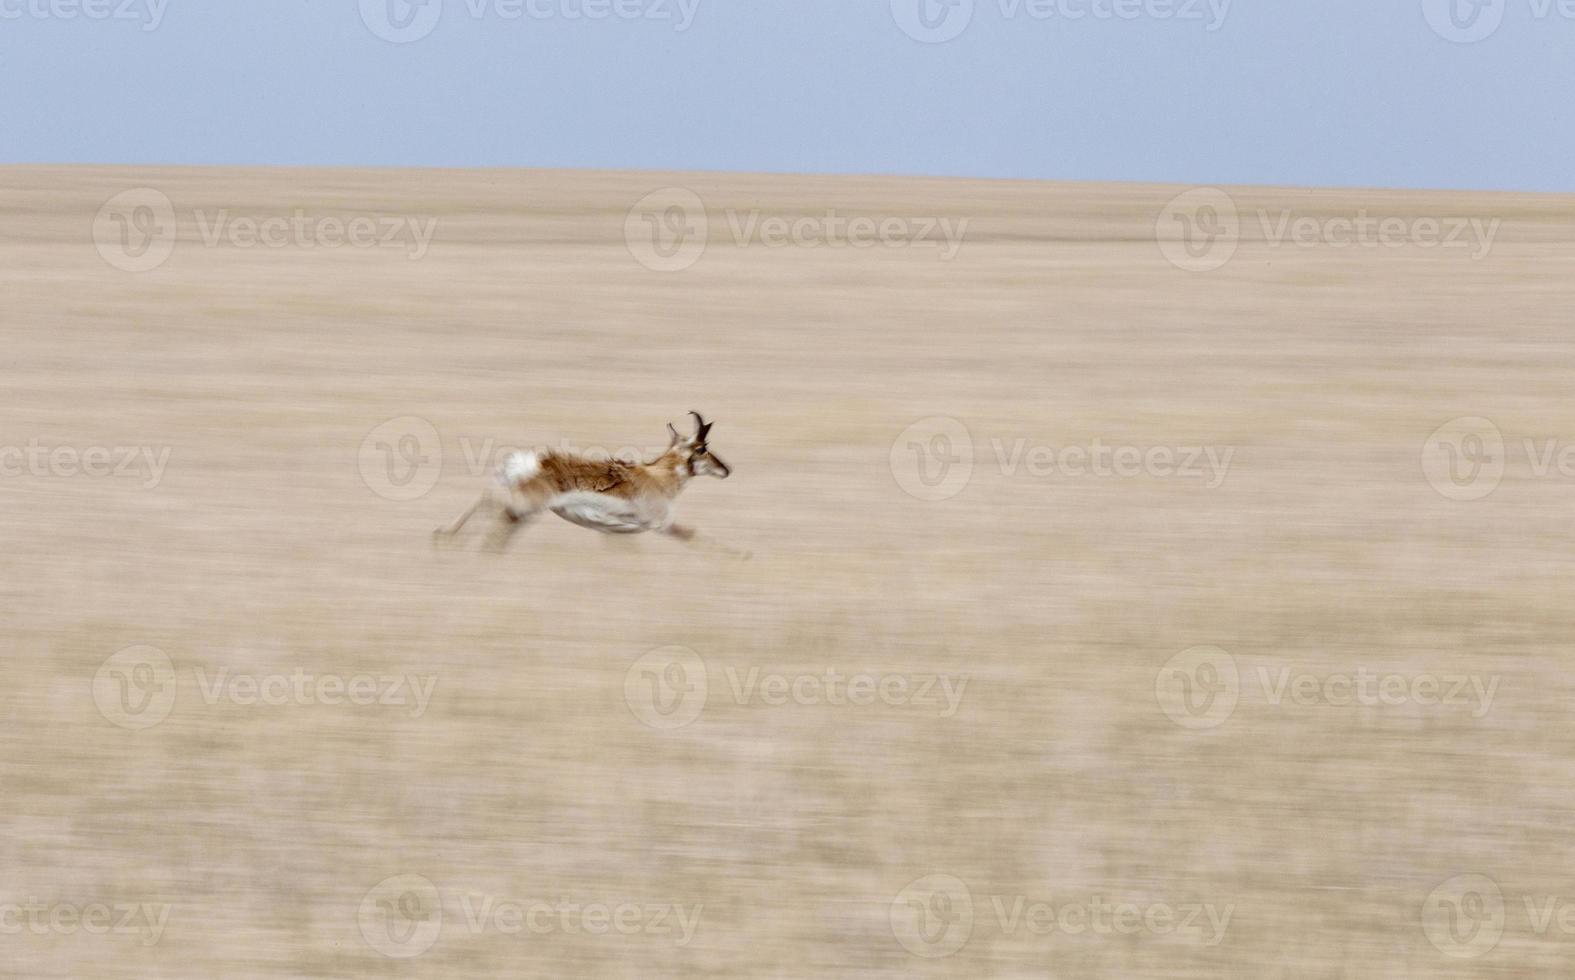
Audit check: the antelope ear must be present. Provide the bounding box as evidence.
[666,423,681,447]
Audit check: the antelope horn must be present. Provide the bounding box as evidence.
[689,410,712,441]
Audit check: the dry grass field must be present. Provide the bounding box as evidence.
[3,165,1575,978]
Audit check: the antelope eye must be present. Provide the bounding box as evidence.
[694,447,707,455]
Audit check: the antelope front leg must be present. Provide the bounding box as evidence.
[435,491,498,538]
[482,505,539,553]
[662,523,751,560]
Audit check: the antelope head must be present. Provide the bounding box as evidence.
[661,410,731,479]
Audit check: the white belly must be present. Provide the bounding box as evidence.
[549,492,666,535]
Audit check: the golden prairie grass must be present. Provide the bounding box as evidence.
[2,165,1573,977]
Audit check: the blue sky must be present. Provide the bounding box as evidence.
[1,0,1568,190]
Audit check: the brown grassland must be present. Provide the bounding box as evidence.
[3,165,1575,977]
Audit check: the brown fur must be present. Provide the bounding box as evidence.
[512,449,687,504]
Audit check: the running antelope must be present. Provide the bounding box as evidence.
[435,412,733,553]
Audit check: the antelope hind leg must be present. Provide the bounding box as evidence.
[482,506,538,553]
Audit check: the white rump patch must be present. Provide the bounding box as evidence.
[500,450,541,487]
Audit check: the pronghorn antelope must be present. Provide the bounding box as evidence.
[435,411,733,553]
